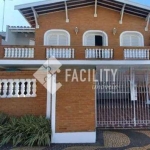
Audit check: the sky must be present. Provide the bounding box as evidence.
[0,0,150,31]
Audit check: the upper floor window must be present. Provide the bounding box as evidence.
[83,30,108,46]
[120,31,144,46]
[44,29,70,46]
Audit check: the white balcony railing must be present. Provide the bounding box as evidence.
[85,49,113,59]
[46,48,74,58]
[124,49,150,60]
[0,79,36,98]
[4,48,34,58]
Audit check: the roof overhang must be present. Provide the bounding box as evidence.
[15,0,150,28]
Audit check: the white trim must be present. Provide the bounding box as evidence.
[120,31,144,46]
[145,13,150,31]
[64,1,69,22]
[15,0,150,11]
[114,0,150,11]
[52,132,96,143]
[94,0,98,17]
[15,0,64,10]
[5,25,9,42]
[44,29,70,46]
[9,27,35,30]
[119,4,126,24]
[50,74,96,143]
[51,74,56,142]
[46,74,52,119]
[11,29,35,33]
[83,30,108,46]
[1,60,150,66]
[95,69,97,127]
[31,7,39,29]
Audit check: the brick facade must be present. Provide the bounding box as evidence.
[35,6,150,46]
[0,71,46,116]
[0,69,96,133]
[56,68,95,132]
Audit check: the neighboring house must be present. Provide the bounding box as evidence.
[1,26,35,45]
[0,0,150,144]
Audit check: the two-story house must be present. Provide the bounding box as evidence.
[0,0,150,144]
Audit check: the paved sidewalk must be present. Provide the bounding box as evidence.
[45,129,150,150]
[1,129,150,150]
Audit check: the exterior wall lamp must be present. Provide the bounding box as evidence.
[113,28,117,35]
[75,27,79,35]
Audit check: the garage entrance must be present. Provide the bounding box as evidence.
[96,66,150,128]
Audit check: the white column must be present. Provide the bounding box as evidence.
[32,79,37,97]
[2,80,7,98]
[51,74,56,142]
[31,48,34,58]
[15,80,20,97]
[4,48,8,58]
[8,79,13,97]
[46,74,52,119]
[19,79,25,97]
[15,48,18,58]
[8,48,11,57]
[25,48,28,58]
[11,48,15,58]
[26,79,31,97]
[18,48,21,58]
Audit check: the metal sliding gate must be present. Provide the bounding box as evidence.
[96,66,150,128]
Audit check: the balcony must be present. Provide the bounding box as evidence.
[0,45,150,60]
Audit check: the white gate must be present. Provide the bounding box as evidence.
[96,66,150,128]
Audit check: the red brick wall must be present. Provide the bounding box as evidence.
[56,68,95,132]
[0,69,96,133]
[0,71,46,116]
[35,6,150,46]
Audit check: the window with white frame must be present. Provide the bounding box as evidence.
[83,30,108,46]
[120,31,144,46]
[0,79,36,98]
[44,30,70,46]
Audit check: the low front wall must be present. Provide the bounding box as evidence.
[56,68,96,133]
[0,71,46,116]
[0,69,96,143]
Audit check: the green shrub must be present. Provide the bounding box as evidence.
[0,113,10,143]
[0,113,9,125]
[0,114,51,147]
